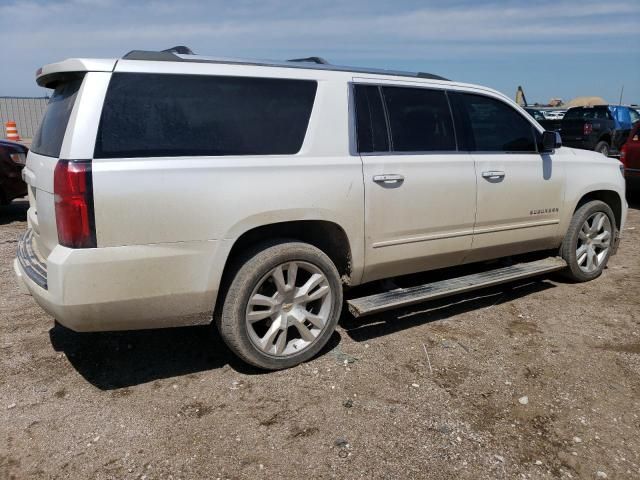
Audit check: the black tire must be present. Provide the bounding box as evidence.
[216,240,343,370]
[560,200,616,282]
[594,141,610,157]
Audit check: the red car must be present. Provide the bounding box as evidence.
[621,122,640,185]
[0,139,28,204]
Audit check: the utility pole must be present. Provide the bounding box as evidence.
[618,85,624,106]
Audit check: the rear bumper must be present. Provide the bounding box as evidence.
[16,229,47,289]
[14,230,222,332]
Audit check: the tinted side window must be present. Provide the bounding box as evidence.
[31,76,84,158]
[95,73,317,158]
[457,93,537,152]
[381,86,456,152]
[354,85,389,153]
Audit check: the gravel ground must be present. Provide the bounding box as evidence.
[1,191,639,480]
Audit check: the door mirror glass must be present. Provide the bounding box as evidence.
[541,130,561,153]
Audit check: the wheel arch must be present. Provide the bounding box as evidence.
[212,219,354,322]
[573,190,622,230]
[598,133,611,145]
[224,220,353,281]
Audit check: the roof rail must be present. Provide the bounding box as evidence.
[287,56,329,65]
[120,48,450,82]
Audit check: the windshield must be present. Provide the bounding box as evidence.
[31,75,84,157]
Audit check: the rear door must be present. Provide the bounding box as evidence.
[355,81,477,282]
[24,77,85,261]
[449,91,564,262]
[24,71,110,260]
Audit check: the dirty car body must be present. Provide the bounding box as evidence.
[15,49,627,369]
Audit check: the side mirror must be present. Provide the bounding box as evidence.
[541,130,561,153]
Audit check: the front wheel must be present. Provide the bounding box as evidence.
[560,200,616,282]
[216,241,343,370]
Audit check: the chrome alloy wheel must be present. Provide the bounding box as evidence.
[576,212,612,273]
[245,261,333,356]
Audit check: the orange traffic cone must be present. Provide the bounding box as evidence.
[5,121,21,141]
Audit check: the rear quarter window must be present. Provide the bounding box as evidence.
[354,84,389,153]
[31,76,84,158]
[95,73,317,158]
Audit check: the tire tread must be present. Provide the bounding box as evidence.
[560,200,615,282]
[215,240,342,370]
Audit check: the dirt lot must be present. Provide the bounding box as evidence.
[1,192,639,480]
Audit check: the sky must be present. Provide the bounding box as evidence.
[1,0,639,104]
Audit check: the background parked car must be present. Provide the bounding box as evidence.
[560,105,636,156]
[621,122,640,188]
[544,109,566,120]
[524,107,546,122]
[524,107,562,131]
[0,139,28,205]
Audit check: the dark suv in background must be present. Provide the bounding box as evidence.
[560,105,639,156]
[0,139,28,205]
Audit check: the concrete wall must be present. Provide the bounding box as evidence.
[0,97,48,140]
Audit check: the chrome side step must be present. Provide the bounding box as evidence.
[347,257,567,318]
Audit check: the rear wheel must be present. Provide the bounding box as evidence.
[594,141,610,157]
[560,200,615,282]
[216,241,343,370]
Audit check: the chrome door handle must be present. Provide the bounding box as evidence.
[373,174,404,185]
[481,170,506,180]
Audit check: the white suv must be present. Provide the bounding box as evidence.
[15,47,627,369]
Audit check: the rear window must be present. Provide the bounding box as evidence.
[31,76,84,158]
[95,73,317,158]
[564,107,611,120]
[381,86,456,152]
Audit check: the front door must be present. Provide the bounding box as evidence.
[449,92,564,263]
[354,82,477,282]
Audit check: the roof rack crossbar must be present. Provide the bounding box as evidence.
[287,56,329,65]
[161,46,195,55]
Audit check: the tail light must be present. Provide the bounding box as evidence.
[620,145,627,166]
[53,160,96,248]
[583,123,593,135]
[9,152,26,165]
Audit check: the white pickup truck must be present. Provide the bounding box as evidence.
[15,47,627,369]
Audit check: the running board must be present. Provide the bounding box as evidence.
[347,257,567,317]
